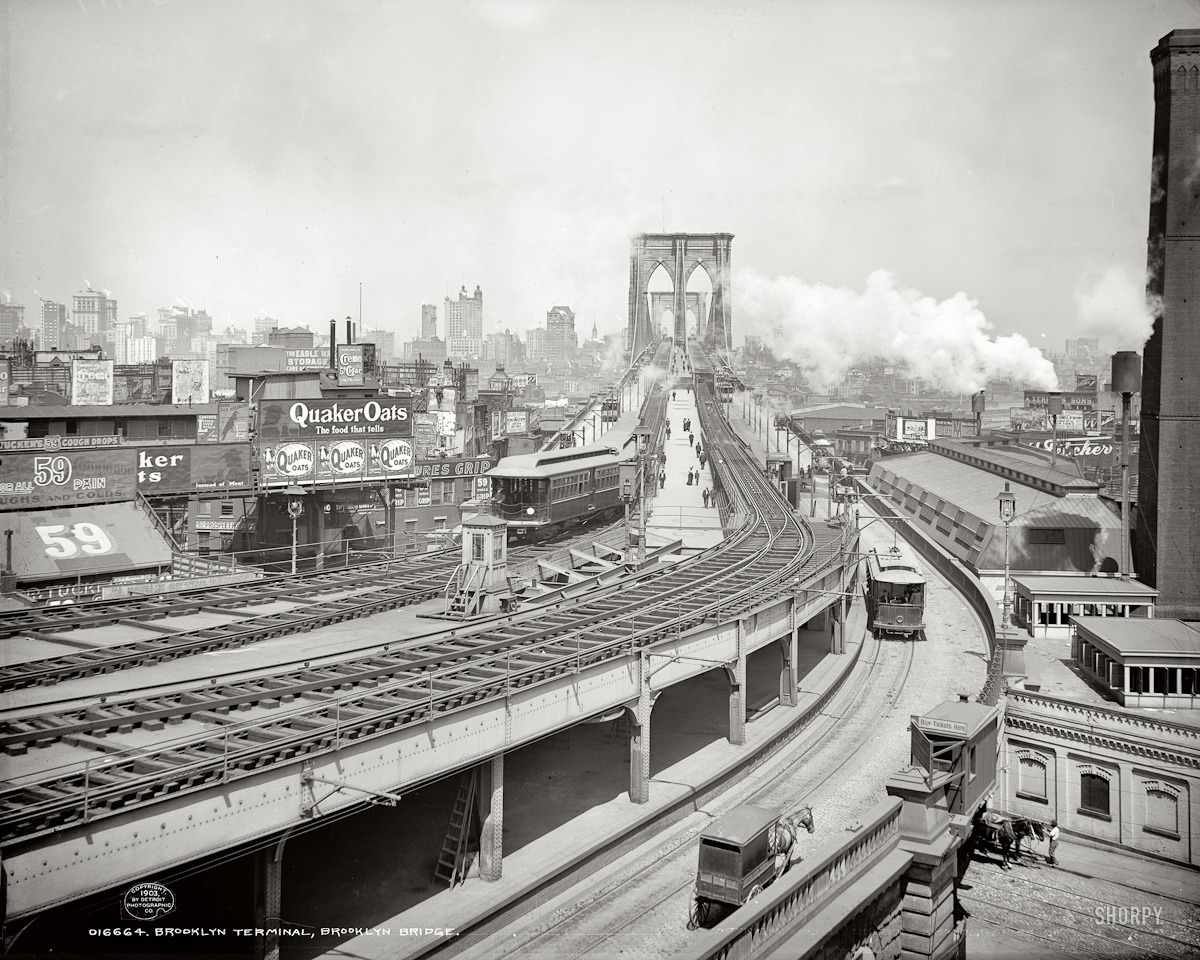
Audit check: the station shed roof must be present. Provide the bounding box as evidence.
[1074,618,1200,661]
[1013,575,1158,604]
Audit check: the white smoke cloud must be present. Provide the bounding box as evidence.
[1075,264,1158,350]
[735,269,1058,393]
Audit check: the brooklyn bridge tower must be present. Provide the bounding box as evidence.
[627,233,733,357]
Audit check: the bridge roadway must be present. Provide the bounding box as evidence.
[1,368,854,923]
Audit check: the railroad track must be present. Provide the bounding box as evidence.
[0,516,630,694]
[454,609,920,960]
[0,548,460,642]
[0,371,833,852]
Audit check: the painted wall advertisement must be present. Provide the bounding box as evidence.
[70,359,114,406]
[412,413,439,460]
[0,449,134,509]
[171,359,210,405]
[258,438,416,486]
[285,349,328,371]
[256,398,413,440]
[0,444,253,510]
[0,358,11,405]
[415,456,497,479]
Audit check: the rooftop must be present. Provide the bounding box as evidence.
[1012,575,1158,599]
[1073,617,1200,657]
[701,803,777,845]
[0,403,224,419]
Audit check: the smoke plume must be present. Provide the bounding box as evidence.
[735,269,1058,393]
[1075,264,1159,350]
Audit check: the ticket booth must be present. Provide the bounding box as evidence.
[766,453,796,507]
[910,696,1001,836]
[445,515,510,618]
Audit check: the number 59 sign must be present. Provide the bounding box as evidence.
[35,523,115,559]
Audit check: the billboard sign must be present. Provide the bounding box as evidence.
[0,435,123,453]
[0,448,135,509]
[171,360,210,405]
[197,402,250,443]
[337,345,364,386]
[504,410,529,435]
[258,437,415,486]
[71,359,114,406]
[256,398,413,440]
[0,358,10,404]
[1075,373,1098,392]
[135,445,252,494]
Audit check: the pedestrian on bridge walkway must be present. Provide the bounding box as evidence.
[688,432,694,447]
[702,488,710,508]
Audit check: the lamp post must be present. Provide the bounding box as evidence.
[1047,391,1063,471]
[285,485,307,575]
[997,483,1016,628]
[632,424,652,563]
[1112,351,1141,581]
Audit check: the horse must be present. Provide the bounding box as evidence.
[978,811,1017,868]
[770,806,815,878]
[1012,817,1046,859]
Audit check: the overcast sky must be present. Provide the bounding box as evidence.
[2,0,1197,354]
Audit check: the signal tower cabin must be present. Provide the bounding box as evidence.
[907,696,1001,837]
[445,514,510,618]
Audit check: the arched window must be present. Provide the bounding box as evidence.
[1017,753,1047,801]
[1144,782,1180,838]
[1080,772,1111,818]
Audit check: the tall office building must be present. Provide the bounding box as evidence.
[1135,29,1200,618]
[0,302,25,344]
[444,286,483,339]
[545,305,577,367]
[73,288,117,336]
[421,303,438,339]
[41,301,68,349]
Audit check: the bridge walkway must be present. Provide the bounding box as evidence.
[644,383,725,551]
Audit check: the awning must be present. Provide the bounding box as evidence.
[10,502,175,583]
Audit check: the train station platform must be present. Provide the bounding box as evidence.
[323,598,870,960]
[644,384,725,551]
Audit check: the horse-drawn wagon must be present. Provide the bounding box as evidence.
[687,804,814,929]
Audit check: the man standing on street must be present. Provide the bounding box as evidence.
[1047,820,1060,865]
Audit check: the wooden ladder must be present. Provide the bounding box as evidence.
[433,769,478,888]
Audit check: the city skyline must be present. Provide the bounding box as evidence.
[2,0,1195,353]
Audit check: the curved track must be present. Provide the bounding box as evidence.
[1,353,833,863]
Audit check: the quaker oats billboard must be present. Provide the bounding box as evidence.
[70,359,114,406]
[258,437,415,486]
[256,398,413,440]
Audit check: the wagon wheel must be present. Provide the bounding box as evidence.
[748,883,764,900]
[687,896,711,931]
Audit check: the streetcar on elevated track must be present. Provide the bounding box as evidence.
[483,443,623,541]
[864,545,926,639]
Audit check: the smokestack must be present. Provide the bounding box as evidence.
[346,318,354,345]
[329,319,337,370]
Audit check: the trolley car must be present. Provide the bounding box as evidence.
[483,443,623,541]
[865,546,926,638]
[600,394,620,423]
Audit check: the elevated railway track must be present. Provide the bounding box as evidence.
[2,360,849,920]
